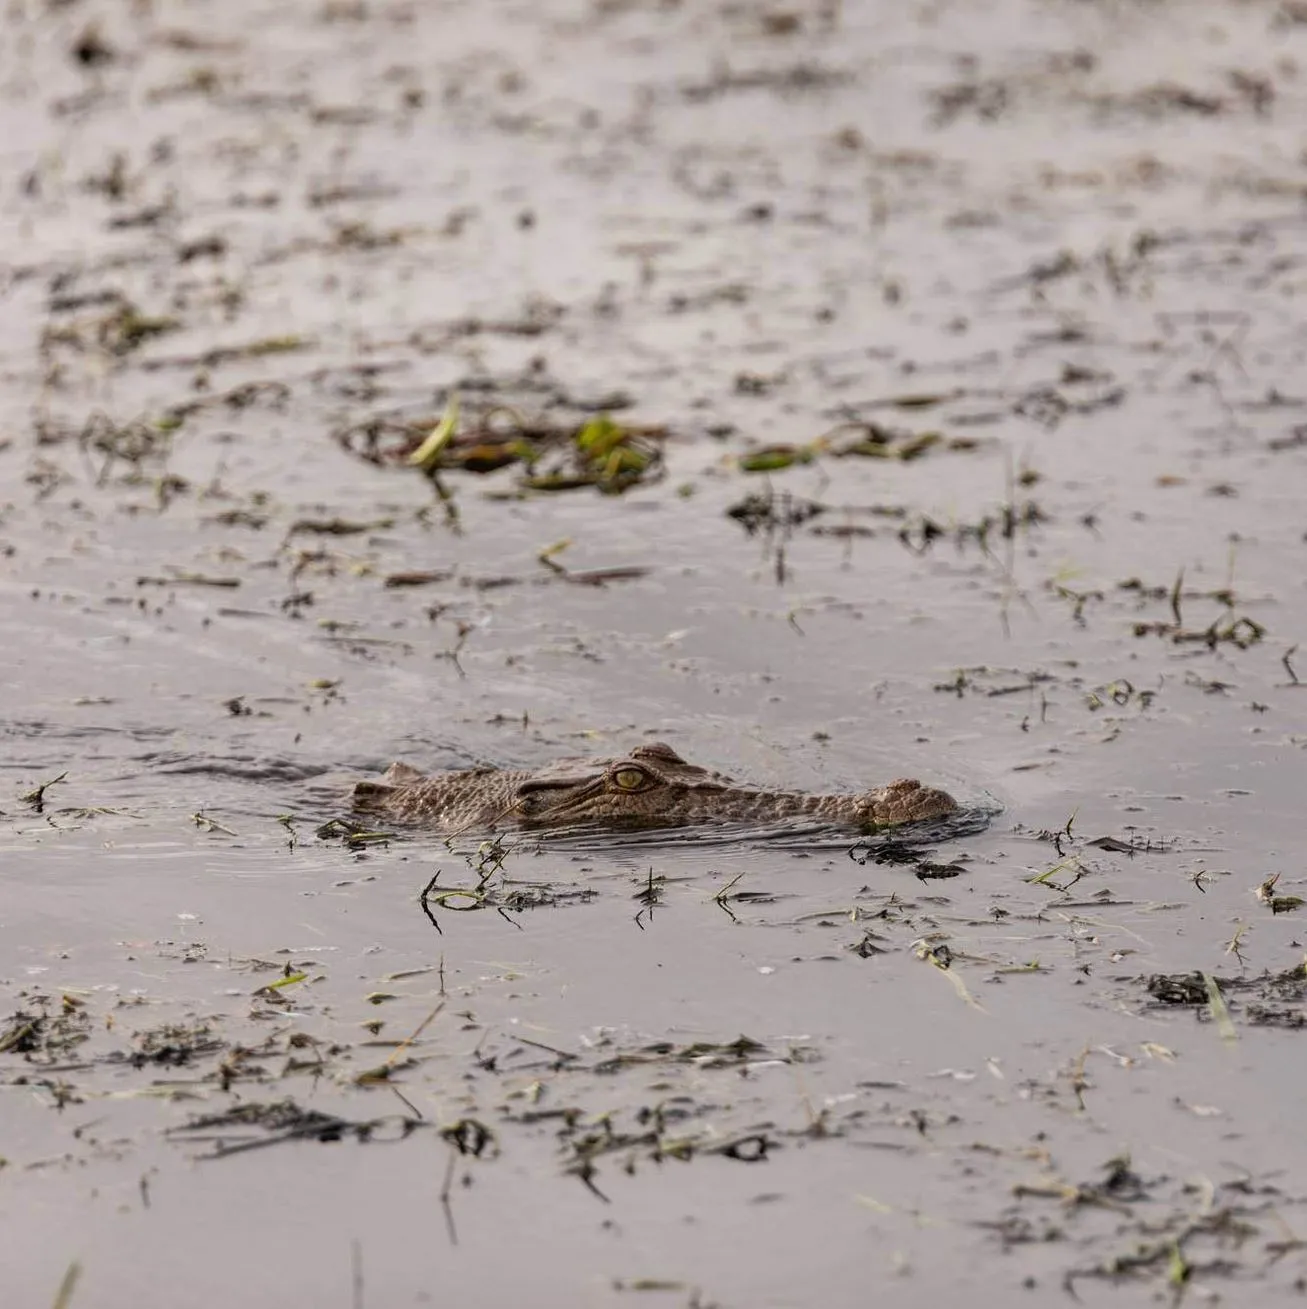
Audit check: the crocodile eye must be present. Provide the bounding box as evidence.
[612,767,647,791]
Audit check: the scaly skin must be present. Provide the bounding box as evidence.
[352,741,958,834]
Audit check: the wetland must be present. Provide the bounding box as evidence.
[3,0,1307,1306]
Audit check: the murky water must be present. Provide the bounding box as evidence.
[3,0,1307,1305]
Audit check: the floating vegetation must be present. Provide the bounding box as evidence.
[169,1099,427,1157]
[0,993,91,1059]
[536,539,649,586]
[724,488,1046,560]
[316,817,396,849]
[1132,613,1266,648]
[417,839,597,932]
[1255,873,1303,915]
[337,404,666,493]
[726,489,826,534]
[737,421,966,472]
[407,394,461,472]
[138,334,309,372]
[1144,963,1307,1028]
[76,410,176,482]
[1119,573,1268,648]
[832,424,943,460]
[41,299,180,357]
[18,772,68,813]
[738,443,819,473]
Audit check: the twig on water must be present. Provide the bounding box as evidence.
[51,1261,82,1309]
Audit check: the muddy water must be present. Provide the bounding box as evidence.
[4,0,1307,1305]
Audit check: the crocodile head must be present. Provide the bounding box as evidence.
[353,741,959,833]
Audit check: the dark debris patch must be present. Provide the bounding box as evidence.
[168,1099,427,1158]
[848,804,995,869]
[493,1034,827,1199]
[0,988,347,1105]
[1243,1005,1306,1029]
[127,1021,225,1068]
[726,489,826,535]
[41,299,180,358]
[680,60,852,103]
[1143,964,1307,1026]
[737,431,935,472]
[560,1112,779,1201]
[1064,1187,1280,1296]
[1118,574,1268,650]
[500,883,599,912]
[0,993,92,1062]
[988,1151,1307,1299]
[590,1033,806,1074]
[0,974,998,1210]
[315,816,395,849]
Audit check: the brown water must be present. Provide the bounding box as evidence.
[3,1,1307,1305]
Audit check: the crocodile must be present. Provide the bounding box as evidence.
[352,741,958,834]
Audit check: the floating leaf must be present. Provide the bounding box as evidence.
[408,394,460,471]
[256,971,307,995]
[1202,972,1237,1044]
[739,445,817,473]
[575,414,626,458]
